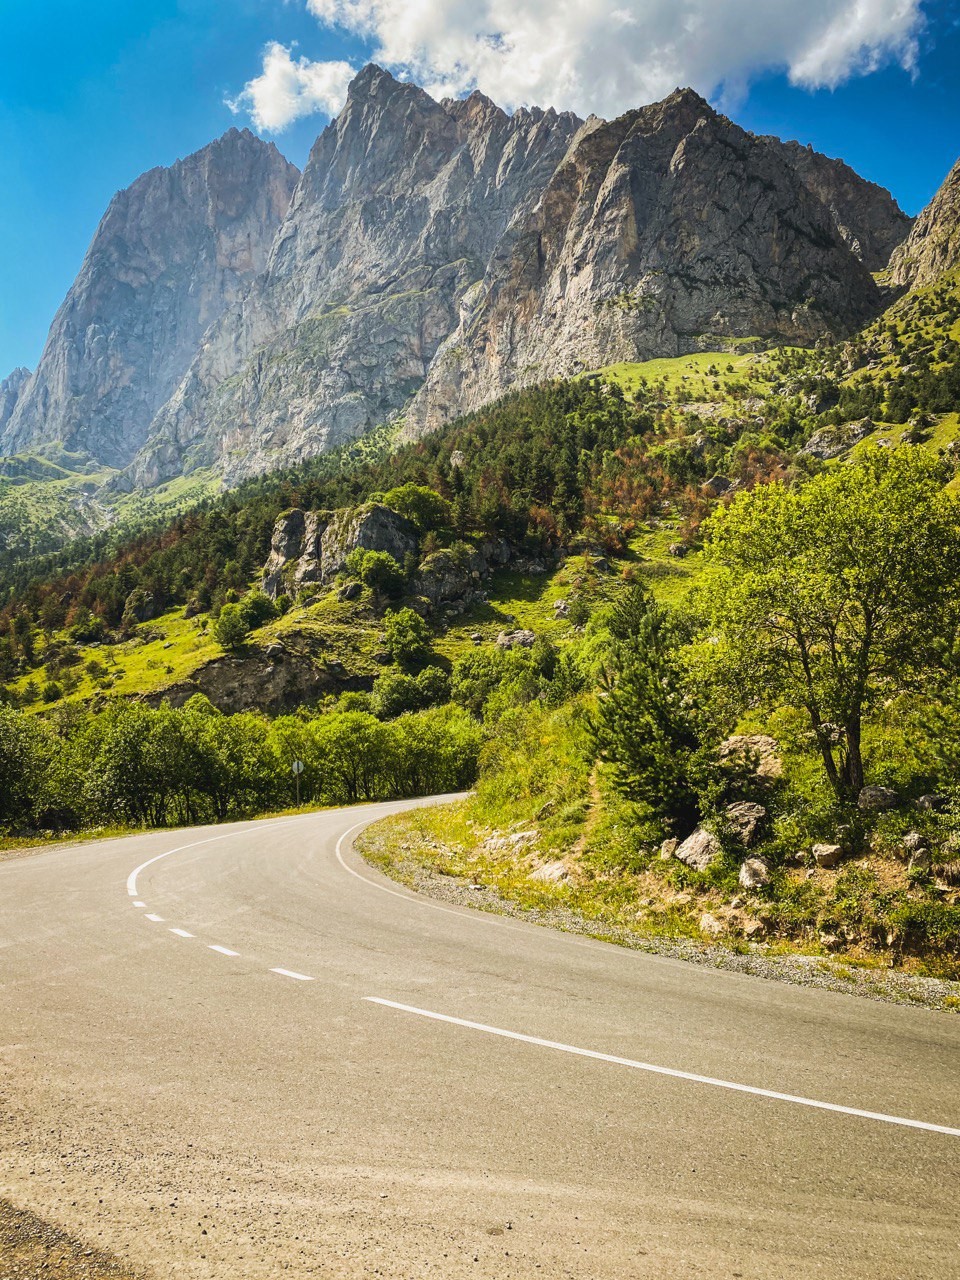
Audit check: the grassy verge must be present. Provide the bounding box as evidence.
[356,802,960,1012]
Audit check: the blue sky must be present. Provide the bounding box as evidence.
[1,0,958,377]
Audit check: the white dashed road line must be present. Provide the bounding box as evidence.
[270,968,314,982]
[365,997,960,1140]
[145,914,164,923]
[209,945,240,957]
[169,928,194,938]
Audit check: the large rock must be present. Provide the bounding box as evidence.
[718,734,783,782]
[262,502,418,597]
[799,418,874,460]
[674,828,722,872]
[318,503,419,581]
[724,801,767,847]
[416,547,484,607]
[858,786,900,811]
[738,857,771,890]
[496,629,537,650]
[262,508,307,597]
[812,843,843,868]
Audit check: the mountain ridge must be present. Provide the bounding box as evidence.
[0,65,925,505]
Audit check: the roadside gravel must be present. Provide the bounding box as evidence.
[0,1200,141,1280]
[357,833,960,1014]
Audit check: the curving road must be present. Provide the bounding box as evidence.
[2,797,960,1279]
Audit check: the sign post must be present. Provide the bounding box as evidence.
[291,758,304,808]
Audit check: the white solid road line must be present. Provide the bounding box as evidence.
[125,816,304,898]
[270,968,314,981]
[169,928,194,938]
[209,945,240,957]
[145,914,164,923]
[365,998,960,1139]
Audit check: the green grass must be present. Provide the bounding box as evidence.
[594,351,759,400]
[11,607,224,710]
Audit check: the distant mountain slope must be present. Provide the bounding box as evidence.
[768,139,913,271]
[1,130,299,467]
[890,157,960,289]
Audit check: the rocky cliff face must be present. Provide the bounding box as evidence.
[0,368,29,439]
[767,140,912,271]
[406,90,885,433]
[889,157,960,289]
[129,66,580,488]
[1,130,298,466]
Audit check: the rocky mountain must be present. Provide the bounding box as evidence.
[3,66,915,496]
[406,91,888,432]
[0,130,299,467]
[890,157,960,289]
[127,66,581,488]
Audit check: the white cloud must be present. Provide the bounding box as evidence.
[227,42,355,132]
[298,0,925,119]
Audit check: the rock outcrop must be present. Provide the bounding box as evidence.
[889,156,960,289]
[1,130,299,466]
[0,368,29,438]
[799,418,875,460]
[262,502,419,597]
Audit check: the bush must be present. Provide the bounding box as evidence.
[346,549,405,597]
[214,603,250,651]
[382,483,452,533]
[383,607,431,667]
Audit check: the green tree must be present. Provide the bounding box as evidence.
[700,447,960,801]
[214,603,250,651]
[346,549,405,597]
[382,483,452,532]
[588,587,708,831]
[383,608,431,667]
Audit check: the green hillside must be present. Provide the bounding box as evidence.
[3,271,960,982]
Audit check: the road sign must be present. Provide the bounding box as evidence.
[291,760,305,775]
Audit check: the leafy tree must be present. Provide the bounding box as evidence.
[0,707,53,828]
[382,483,452,532]
[588,587,708,831]
[239,590,280,629]
[346,549,405,598]
[383,608,431,667]
[371,670,423,719]
[214,603,250,651]
[701,447,960,801]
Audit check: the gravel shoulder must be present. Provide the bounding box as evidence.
[0,1199,142,1280]
[357,822,960,1015]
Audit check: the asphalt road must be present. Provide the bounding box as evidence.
[2,797,960,1279]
